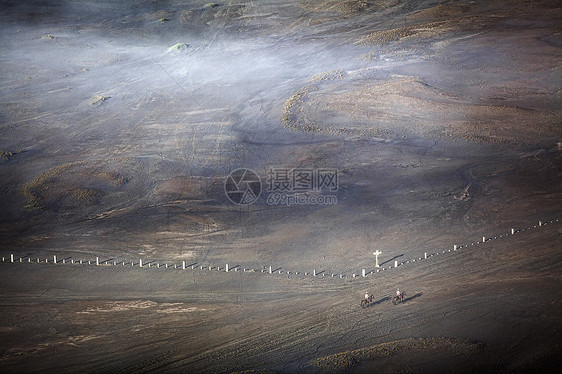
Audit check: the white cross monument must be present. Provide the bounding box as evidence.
[373,250,382,268]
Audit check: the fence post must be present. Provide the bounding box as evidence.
[394,260,398,268]
[313,269,316,276]
[453,245,457,251]
[539,221,542,227]
[96,257,99,266]
[511,228,515,234]
[10,254,14,263]
[53,255,57,264]
[139,259,142,268]
[225,263,229,272]
[482,236,486,243]
[182,261,186,270]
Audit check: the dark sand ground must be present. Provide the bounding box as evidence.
[0,0,561,372]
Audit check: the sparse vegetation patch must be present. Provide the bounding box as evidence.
[22,162,130,211]
[167,43,189,52]
[90,95,109,106]
[0,149,24,160]
[312,337,484,373]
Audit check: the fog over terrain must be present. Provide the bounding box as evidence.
[0,0,561,373]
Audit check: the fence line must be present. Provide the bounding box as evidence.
[1,219,558,281]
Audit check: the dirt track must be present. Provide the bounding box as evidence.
[1,0,561,372]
